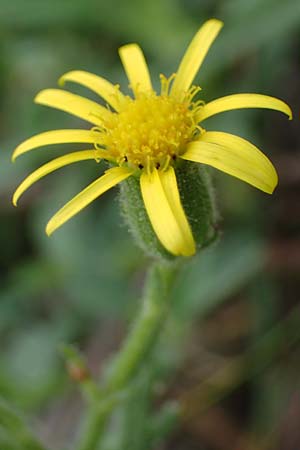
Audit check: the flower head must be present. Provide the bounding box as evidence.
[12,19,292,257]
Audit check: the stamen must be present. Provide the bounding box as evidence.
[161,155,171,171]
[160,73,176,96]
[94,150,102,163]
[94,142,104,150]
[146,155,152,174]
[185,85,202,103]
[91,126,103,134]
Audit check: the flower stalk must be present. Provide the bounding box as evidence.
[75,261,179,450]
[0,399,46,450]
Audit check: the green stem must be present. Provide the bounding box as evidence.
[75,261,179,450]
[0,399,46,450]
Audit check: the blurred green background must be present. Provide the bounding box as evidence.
[0,0,299,449]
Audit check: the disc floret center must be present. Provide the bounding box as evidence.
[101,90,197,171]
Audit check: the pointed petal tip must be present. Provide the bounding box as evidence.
[46,218,58,236]
[11,143,25,161]
[181,245,196,257]
[169,242,196,257]
[34,89,56,104]
[33,88,59,103]
[279,101,293,120]
[118,42,137,53]
[208,18,224,27]
[45,224,53,236]
[57,71,77,87]
[57,70,77,87]
[58,75,66,87]
[268,176,279,195]
[263,185,276,195]
[262,184,275,195]
[34,90,46,104]
[12,193,18,207]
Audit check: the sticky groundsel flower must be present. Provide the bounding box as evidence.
[12,19,292,257]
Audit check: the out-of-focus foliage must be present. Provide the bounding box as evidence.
[0,0,299,449]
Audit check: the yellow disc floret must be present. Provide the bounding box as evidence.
[99,83,200,171]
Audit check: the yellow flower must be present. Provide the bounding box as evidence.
[13,19,292,257]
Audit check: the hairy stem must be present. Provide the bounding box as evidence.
[75,260,179,450]
[0,399,46,450]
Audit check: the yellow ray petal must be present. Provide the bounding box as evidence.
[35,89,112,126]
[182,132,278,194]
[196,93,292,122]
[159,167,196,255]
[59,70,125,111]
[118,44,153,97]
[13,150,108,206]
[12,129,97,161]
[46,166,132,235]
[140,168,195,256]
[171,19,223,100]
[200,131,276,173]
